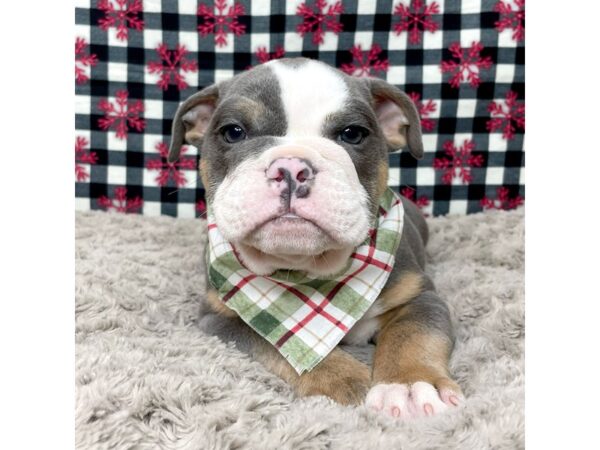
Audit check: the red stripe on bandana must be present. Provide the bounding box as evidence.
[222,273,257,303]
[272,280,349,330]
[351,253,393,272]
[275,226,382,348]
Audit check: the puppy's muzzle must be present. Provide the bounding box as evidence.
[266,157,316,210]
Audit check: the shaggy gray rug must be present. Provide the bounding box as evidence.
[75,208,524,450]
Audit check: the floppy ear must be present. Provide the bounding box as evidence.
[366,78,423,160]
[168,84,219,163]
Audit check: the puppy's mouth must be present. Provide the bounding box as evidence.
[268,212,320,230]
[278,212,304,220]
[241,211,341,257]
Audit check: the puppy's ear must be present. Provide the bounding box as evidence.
[366,78,423,160]
[168,84,219,163]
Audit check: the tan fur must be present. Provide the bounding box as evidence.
[259,345,371,405]
[373,306,461,394]
[377,271,424,313]
[207,286,371,404]
[199,159,210,190]
[183,104,215,146]
[376,162,389,201]
[386,133,407,149]
[206,288,237,318]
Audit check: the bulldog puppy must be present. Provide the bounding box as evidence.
[168,58,463,419]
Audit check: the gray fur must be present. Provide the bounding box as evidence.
[386,197,430,286]
[388,290,455,347]
[318,96,387,214]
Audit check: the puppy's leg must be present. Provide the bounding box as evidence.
[366,290,463,419]
[199,305,370,405]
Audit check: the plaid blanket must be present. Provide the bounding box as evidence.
[206,188,404,374]
[75,0,525,218]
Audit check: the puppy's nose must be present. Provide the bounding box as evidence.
[267,157,315,184]
[266,157,315,203]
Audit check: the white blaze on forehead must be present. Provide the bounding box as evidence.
[268,60,348,137]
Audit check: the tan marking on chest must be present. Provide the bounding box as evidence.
[378,272,424,313]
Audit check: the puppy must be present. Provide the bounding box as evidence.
[168,58,462,419]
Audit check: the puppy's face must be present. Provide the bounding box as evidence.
[169,58,423,276]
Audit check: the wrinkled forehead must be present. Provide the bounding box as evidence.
[218,58,372,134]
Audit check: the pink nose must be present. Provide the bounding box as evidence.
[266,157,316,203]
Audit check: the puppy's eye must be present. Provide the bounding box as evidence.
[339,126,368,145]
[221,124,247,143]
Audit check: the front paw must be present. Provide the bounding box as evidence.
[300,372,370,406]
[365,381,463,419]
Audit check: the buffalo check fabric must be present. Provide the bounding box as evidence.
[75,0,525,217]
[206,188,404,374]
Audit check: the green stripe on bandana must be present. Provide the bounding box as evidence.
[206,188,404,374]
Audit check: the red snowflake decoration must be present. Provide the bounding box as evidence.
[197,0,246,47]
[296,0,344,45]
[98,90,145,140]
[393,0,440,44]
[97,0,144,41]
[75,137,98,182]
[440,42,493,88]
[408,92,437,132]
[147,44,198,91]
[340,44,389,77]
[146,142,197,187]
[196,199,207,217]
[400,186,430,213]
[481,187,524,210]
[494,0,525,42]
[75,38,98,85]
[247,46,286,69]
[255,46,286,64]
[433,139,484,184]
[98,187,143,213]
[486,91,525,140]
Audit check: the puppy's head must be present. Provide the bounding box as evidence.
[169,58,422,276]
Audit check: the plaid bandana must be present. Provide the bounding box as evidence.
[206,188,404,374]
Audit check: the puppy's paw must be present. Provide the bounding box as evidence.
[365,383,410,418]
[299,371,370,406]
[365,381,463,419]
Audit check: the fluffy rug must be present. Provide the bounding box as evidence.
[75,208,524,449]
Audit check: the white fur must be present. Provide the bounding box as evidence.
[342,303,383,345]
[211,60,370,276]
[366,382,462,420]
[268,59,349,137]
[212,137,371,276]
[341,317,380,345]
